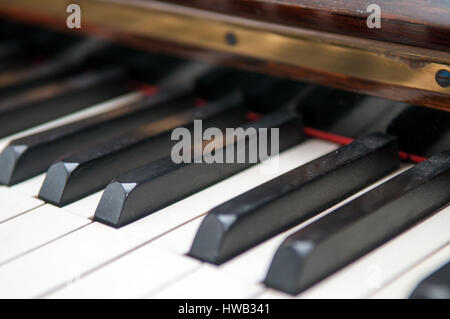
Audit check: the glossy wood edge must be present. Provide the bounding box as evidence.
[0,0,449,111]
[162,0,450,52]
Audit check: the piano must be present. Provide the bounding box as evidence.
[0,0,448,300]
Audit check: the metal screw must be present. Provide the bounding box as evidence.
[436,69,450,88]
[225,31,238,46]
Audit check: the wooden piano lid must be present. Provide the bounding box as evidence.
[165,0,450,52]
[0,0,449,111]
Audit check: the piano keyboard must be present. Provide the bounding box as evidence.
[0,21,448,299]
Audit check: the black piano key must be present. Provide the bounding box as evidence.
[0,67,129,137]
[0,20,32,40]
[194,68,259,99]
[0,31,53,69]
[0,39,24,61]
[387,106,450,157]
[38,93,247,206]
[94,110,304,228]
[0,39,106,94]
[264,152,450,295]
[244,79,308,114]
[297,87,367,130]
[94,49,190,86]
[0,86,192,185]
[297,87,409,138]
[410,262,450,299]
[0,30,71,61]
[189,133,400,264]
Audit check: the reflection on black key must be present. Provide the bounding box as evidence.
[0,39,105,94]
[0,67,128,137]
[94,110,304,228]
[265,152,450,295]
[190,133,400,264]
[410,262,450,299]
[38,93,247,206]
[0,86,192,185]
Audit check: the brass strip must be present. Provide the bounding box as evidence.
[1,0,450,95]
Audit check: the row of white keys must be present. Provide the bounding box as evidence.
[0,186,43,223]
[0,93,141,296]
[43,139,338,298]
[150,166,410,293]
[150,264,265,299]
[0,95,146,279]
[47,220,264,298]
[44,228,261,299]
[35,171,450,299]
[2,146,444,300]
[0,204,89,265]
[0,222,142,298]
[298,205,450,299]
[47,245,201,299]
[371,243,450,299]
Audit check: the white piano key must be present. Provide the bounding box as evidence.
[0,92,142,151]
[10,173,45,197]
[47,245,201,298]
[298,205,450,299]
[371,244,450,299]
[0,187,43,223]
[14,180,104,220]
[151,216,204,255]
[0,204,89,265]
[0,222,142,298]
[63,190,104,219]
[120,139,338,243]
[150,264,264,299]
[257,289,294,299]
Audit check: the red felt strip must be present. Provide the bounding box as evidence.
[304,127,427,164]
[128,81,159,96]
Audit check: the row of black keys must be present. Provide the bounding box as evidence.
[0,24,449,295]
